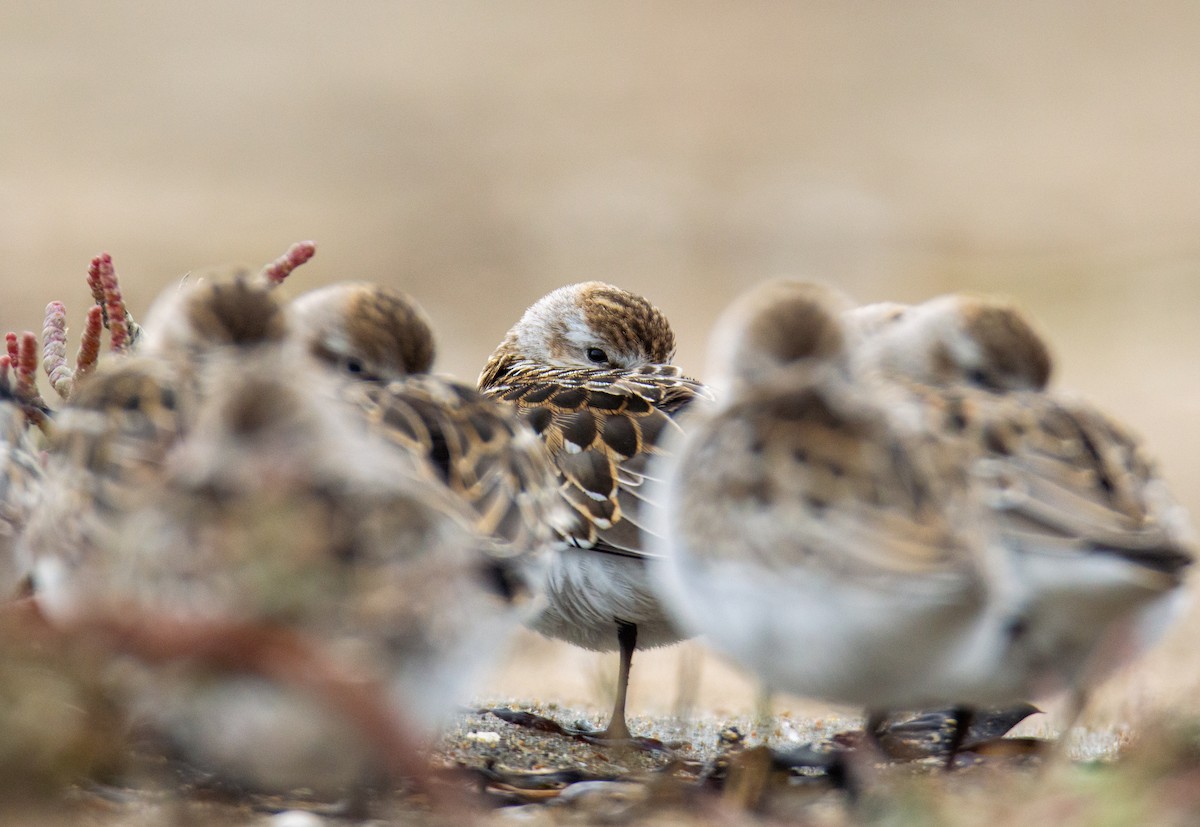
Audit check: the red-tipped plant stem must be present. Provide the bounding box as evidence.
[89,252,142,349]
[41,302,105,402]
[42,302,73,400]
[15,333,39,401]
[86,256,108,322]
[259,240,317,287]
[13,332,49,432]
[76,305,103,381]
[96,254,129,351]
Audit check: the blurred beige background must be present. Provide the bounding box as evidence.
[2,2,1198,727]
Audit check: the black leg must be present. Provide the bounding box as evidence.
[602,621,637,740]
[944,705,975,770]
[864,709,888,749]
[826,749,858,803]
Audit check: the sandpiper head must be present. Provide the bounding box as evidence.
[142,275,288,364]
[66,356,183,419]
[289,282,436,382]
[168,359,351,499]
[854,294,1052,392]
[707,279,853,391]
[50,355,189,476]
[491,282,676,373]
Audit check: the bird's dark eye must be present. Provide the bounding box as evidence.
[968,368,989,387]
[585,348,608,364]
[344,357,366,375]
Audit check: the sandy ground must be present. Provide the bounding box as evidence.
[2,0,1200,796]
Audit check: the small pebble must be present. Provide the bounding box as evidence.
[494,804,556,825]
[554,781,647,821]
[268,810,325,827]
[719,725,746,747]
[466,730,502,745]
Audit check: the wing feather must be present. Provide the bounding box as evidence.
[677,378,980,590]
[345,375,564,556]
[482,362,710,558]
[968,391,1193,579]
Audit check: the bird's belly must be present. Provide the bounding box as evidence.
[526,547,686,651]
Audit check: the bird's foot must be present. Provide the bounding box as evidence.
[486,707,670,752]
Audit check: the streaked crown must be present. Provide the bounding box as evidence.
[852,294,1052,392]
[142,275,288,364]
[486,282,676,377]
[706,279,853,391]
[289,282,436,382]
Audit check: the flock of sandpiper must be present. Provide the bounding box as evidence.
[0,240,1193,806]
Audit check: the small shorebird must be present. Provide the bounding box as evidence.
[287,281,435,380]
[651,279,1193,742]
[104,347,511,795]
[287,281,565,592]
[25,275,523,798]
[21,355,189,623]
[26,275,291,621]
[651,280,1002,714]
[850,291,1193,710]
[848,294,1052,393]
[478,282,710,740]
